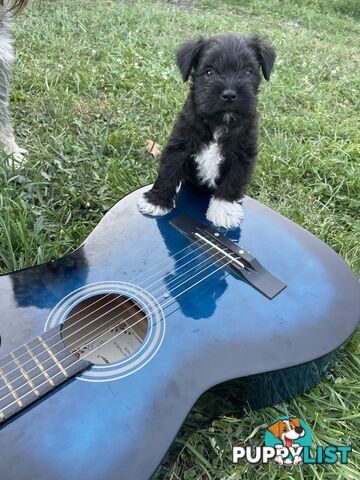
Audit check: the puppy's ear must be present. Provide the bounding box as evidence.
[267,421,282,439]
[250,35,276,81]
[290,418,301,428]
[176,37,206,82]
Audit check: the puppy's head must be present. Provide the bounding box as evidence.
[267,418,305,444]
[176,33,275,123]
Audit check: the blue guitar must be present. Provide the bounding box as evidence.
[0,184,358,479]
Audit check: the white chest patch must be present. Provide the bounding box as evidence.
[194,141,223,188]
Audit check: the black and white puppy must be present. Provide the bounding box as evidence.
[0,0,28,162]
[138,33,275,229]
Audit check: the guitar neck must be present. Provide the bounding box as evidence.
[0,326,90,423]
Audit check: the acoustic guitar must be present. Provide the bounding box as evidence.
[0,184,358,479]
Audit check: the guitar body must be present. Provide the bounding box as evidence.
[0,185,358,480]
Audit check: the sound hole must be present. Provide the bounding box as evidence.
[62,293,148,365]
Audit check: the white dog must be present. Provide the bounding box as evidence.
[267,417,306,465]
[0,0,28,162]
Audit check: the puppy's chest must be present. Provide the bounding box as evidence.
[193,141,224,188]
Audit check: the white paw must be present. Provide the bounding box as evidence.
[12,147,28,163]
[275,456,284,465]
[137,192,173,217]
[206,197,244,229]
[1,139,28,164]
[293,455,303,465]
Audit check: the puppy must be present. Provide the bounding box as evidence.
[267,417,306,465]
[0,0,28,162]
[138,33,275,229]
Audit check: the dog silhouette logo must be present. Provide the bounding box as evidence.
[265,416,312,465]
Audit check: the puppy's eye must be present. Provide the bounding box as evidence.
[205,68,213,76]
[283,426,288,432]
[245,68,254,75]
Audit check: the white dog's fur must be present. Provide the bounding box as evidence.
[205,197,244,229]
[137,193,172,217]
[0,2,27,163]
[194,141,222,188]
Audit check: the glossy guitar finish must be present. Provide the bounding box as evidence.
[0,185,359,480]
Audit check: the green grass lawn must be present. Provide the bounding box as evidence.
[1,0,359,478]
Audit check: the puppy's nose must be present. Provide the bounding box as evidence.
[295,427,304,434]
[221,89,237,101]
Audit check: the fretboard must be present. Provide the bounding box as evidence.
[0,326,91,423]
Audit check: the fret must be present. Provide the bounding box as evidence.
[0,325,91,424]
[0,353,39,418]
[11,352,40,397]
[41,328,88,377]
[25,344,55,387]
[16,346,57,393]
[37,336,69,379]
[0,367,23,408]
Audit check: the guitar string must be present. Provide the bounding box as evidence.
[0,241,231,401]
[0,239,222,392]
[2,252,235,412]
[0,236,206,372]
[0,242,236,405]
[1,252,234,414]
[0,240,219,391]
[0,235,212,378]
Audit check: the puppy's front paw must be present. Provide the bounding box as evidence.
[137,192,173,217]
[206,197,244,229]
[1,139,28,164]
[12,147,28,164]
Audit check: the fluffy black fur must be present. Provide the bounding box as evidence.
[139,33,275,227]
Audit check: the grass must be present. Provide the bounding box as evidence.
[1,0,359,478]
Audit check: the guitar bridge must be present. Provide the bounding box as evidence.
[170,215,286,299]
